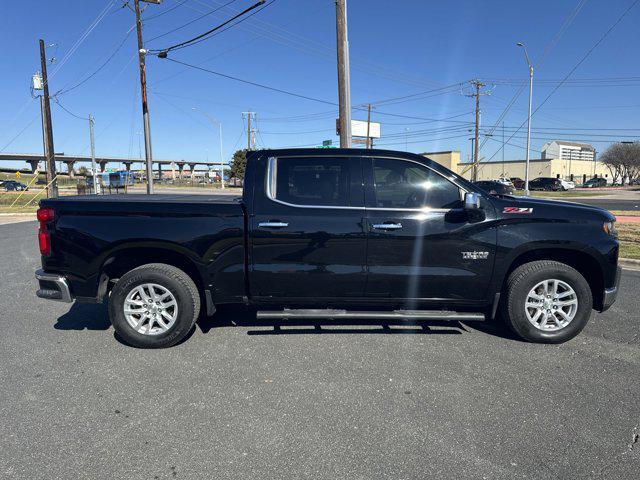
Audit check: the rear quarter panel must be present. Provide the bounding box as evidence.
[40,198,246,303]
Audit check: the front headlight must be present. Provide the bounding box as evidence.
[603,221,617,237]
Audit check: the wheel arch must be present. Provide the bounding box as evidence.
[499,247,605,310]
[98,243,206,301]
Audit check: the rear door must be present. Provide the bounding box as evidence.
[363,156,497,304]
[250,154,367,300]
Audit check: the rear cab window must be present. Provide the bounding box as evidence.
[266,156,363,208]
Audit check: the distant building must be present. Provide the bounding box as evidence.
[541,140,596,162]
[422,150,611,185]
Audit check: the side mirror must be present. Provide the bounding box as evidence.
[464,192,481,209]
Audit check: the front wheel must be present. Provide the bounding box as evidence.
[501,260,593,343]
[108,263,201,348]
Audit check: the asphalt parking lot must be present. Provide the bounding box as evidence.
[1,221,639,480]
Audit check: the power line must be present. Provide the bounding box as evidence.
[476,0,589,153]
[144,0,190,20]
[54,25,136,97]
[53,98,89,121]
[150,0,271,54]
[159,56,338,105]
[482,0,640,165]
[147,0,238,42]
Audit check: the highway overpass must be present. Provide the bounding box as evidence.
[0,153,224,178]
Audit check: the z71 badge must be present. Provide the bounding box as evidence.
[503,207,533,214]
[462,251,489,260]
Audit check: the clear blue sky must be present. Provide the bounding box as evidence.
[2,0,639,171]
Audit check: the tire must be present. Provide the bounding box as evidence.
[108,263,200,348]
[501,260,593,343]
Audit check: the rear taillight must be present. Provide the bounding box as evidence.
[36,207,54,256]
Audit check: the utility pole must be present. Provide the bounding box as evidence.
[502,122,505,177]
[134,0,160,194]
[470,80,486,182]
[218,122,225,189]
[335,0,352,148]
[39,39,58,198]
[242,111,256,150]
[89,114,100,195]
[366,103,372,149]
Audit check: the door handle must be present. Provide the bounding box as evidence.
[258,221,289,228]
[372,222,402,230]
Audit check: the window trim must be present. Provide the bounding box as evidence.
[265,154,471,212]
[366,156,469,212]
[266,156,365,210]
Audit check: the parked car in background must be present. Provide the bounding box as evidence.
[559,179,575,190]
[529,177,564,191]
[3,180,28,191]
[494,177,514,187]
[582,177,608,188]
[510,177,525,190]
[473,180,514,195]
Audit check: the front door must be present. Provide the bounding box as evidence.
[363,156,497,304]
[250,155,367,300]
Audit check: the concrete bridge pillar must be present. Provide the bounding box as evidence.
[188,164,197,178]
[64,160,76,178]
[158,162,162,181]
[123,162,133,172]
[27,160,40,173]
[99,161,108,172]
[177,163,185,179]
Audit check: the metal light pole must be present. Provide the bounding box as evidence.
[89,114,100,195]
[193,108,225,189]
[518,42,534,196]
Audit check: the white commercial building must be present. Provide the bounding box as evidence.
[541,140,596,162]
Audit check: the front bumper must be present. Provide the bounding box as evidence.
[601,266,622,312]
[35,269,73,303]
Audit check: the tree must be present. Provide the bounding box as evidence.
[229,149,248,180]
[77,166,89,176]
[600,142,640,185]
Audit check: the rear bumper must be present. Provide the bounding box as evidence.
[601,266,622,312]
[35,269,73,303]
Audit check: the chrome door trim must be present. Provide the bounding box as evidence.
[258,222,290,228]
[372,223,403,230]
[264,154,473,211]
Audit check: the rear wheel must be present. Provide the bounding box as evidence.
[501,260,593,343]
[108,263,200,348]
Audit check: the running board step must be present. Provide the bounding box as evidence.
[256,309,485,321]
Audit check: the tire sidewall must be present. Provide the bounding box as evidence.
[507,265,592,343]
[109,268,196,348]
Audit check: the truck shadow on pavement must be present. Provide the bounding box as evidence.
[54,302,111,331]
[52,303,519,342]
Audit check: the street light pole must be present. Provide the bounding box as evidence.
[193,108,225,189]
[89,114,100,195]
[518,42,534,196]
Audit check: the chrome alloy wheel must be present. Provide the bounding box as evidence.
[525,279,578,331]
[123,283,178,335]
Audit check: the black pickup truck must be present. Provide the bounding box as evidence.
[35,149,621,348]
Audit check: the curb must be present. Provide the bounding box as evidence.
[620,258,640,270]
